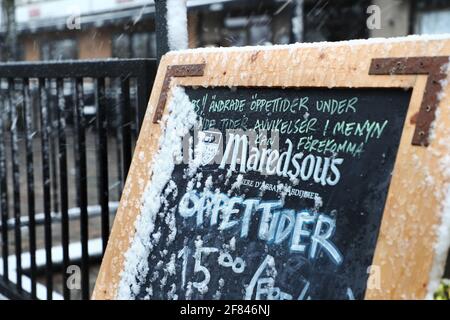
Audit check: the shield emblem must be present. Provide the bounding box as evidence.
[198,130,222,166]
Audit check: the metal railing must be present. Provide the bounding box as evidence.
[0,59,156,300]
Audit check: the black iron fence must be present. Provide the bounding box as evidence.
[0,59,156,300]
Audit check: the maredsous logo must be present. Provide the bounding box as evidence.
[219,133,344,186]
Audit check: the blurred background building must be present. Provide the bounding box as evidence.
[0,0,450,62]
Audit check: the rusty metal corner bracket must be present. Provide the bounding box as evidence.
[153,63,206,123]
[369,56,449,147]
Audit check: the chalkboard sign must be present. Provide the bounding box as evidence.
[94,38,450,300]
[131,87,411,300]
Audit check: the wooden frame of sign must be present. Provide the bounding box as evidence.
[94,37,450,300]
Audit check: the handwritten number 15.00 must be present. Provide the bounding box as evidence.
[177,246,246,293]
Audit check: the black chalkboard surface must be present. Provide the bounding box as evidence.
[137,87,411,300]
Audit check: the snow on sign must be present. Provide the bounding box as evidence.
[94,36,450,300]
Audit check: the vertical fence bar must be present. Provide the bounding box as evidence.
[71,81,80,209]
[111,78,124,199]
[56,78,70,300]
[0,79,9,283]
[114,79,123,198]
[120,77,131,185]
[23,78,37,299]
[39,78,53,300]
[9,78,22,292]
[49,81,59,222]
[96,78,109,254]
[73,78,89,300]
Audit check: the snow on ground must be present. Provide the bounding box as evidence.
[0,238,104,300]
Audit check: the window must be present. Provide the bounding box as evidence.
[415,9,450,34]
[224,29,247,47]
[112,32,156,58]
[222,15,273,47]
[41,39,77,60]
[304,1,369,42]
[132,33,148,58]
[112,34,131,58]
